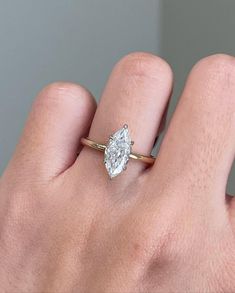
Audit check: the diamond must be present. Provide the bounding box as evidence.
[104,125,132,178]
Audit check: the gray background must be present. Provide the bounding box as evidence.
[0,0,234,193]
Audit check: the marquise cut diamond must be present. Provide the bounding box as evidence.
[104,125,132,178]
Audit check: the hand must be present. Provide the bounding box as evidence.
[0,52,235,292]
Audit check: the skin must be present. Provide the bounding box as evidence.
[0,52,235,292]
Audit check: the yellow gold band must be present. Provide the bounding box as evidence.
[81,137,155,165]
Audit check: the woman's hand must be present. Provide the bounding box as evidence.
[0,52,235,292]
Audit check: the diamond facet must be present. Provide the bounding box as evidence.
[104,125,132,178]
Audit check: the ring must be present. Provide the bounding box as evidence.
[81,124,156,178]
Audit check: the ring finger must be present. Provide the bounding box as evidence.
[75,52,173,187]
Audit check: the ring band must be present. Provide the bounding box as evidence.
[81,124,156,178]
[81,138,155,164]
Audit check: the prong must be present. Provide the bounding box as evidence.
[123,124,128,129]
[131,141,134,145]
[109,135,114,140]
[123,166,127,171]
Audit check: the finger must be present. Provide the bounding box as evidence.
[77,52,173,185]
[151,54,235,201]
[7,82,96,180]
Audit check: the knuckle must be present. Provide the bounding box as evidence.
[187,54,235,119]
[116,51,173,83]
[128,224,182,270]
[192,54,235,89]
[196,53,235,70]
[35,82,96,111]
[123,211,182,266]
